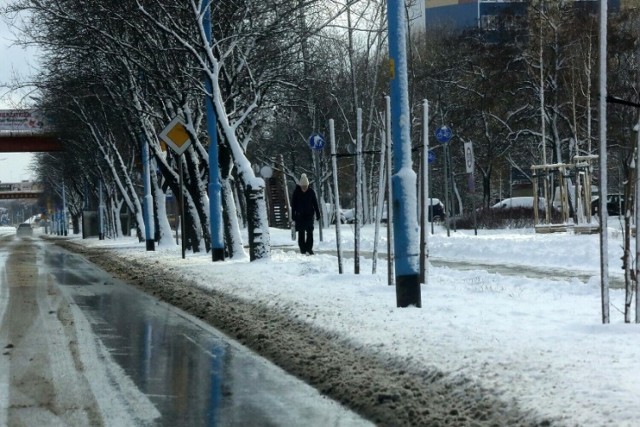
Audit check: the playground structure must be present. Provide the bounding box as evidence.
[531,155,599,234]
[531,163,571,233]
[572,155,599,234]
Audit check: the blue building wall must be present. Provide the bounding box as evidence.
[425,3,478,29]
[425,0,622,31]
[482,1,528,18]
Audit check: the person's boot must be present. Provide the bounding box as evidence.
[307,249,314,255]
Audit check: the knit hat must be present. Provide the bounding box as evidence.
[299,173,309,187]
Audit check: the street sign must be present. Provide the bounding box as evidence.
[309,133,325,151]
[464,142,474,173]
[428,150,435,164]
[435,125,452,144]
[159,116,192,155]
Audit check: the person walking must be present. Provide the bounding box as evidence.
[291,173,320,255]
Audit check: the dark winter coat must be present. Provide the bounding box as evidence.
[291,185,320,231]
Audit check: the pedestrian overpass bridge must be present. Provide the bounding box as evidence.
[0,109,57,199]
[0,132,62,152]
[0,181,44,200]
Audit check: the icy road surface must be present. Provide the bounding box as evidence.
[0,235,371,426]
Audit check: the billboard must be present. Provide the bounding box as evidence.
[0,181,43,192]
[0,110,47,132]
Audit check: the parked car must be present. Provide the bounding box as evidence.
[426,199,446,222]
[16,223,33,236]
[380,198,445,223]
[491,196,549,211]
[591,194,625,216]
[328,207,355,224]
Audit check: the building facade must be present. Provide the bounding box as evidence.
[424,0,622,30]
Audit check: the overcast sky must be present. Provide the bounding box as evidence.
[0,11,38,184]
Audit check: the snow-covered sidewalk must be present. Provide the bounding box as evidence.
[20,223,640,426]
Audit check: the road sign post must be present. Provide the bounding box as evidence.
[308,133,325,151]
[309,133,325,242]
[436,125,453,237]
[464,141,474,174]
[435,125,452,144]
[464,141,477,235]
[159,116,192,155]
[160,116,193,259]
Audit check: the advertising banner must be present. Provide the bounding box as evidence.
[0,182,42,192]
[0,109,46,132]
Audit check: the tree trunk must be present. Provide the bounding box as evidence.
[71,213,81,235]
[185,151,208,252]
[221,178,245,258]
[245,184,270,261]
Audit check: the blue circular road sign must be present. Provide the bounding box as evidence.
[309,133,325,151]
[435,125,453,144]
[428,150,436,164]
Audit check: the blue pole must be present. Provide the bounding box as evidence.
[203,1,225,261]
[98,180,105,240]
[62,181,68,236]
[388,0,421,307]
[141,131,155,250]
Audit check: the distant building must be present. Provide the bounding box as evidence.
[425,0,622,31]
[620,0,638,9]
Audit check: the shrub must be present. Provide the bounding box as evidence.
[452,207,564,229]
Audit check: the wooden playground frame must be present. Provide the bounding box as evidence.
[531,155,599,234]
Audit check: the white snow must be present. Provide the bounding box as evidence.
[2,222,640,425]
[0,237,8,427]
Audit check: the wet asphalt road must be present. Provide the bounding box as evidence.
[1,235,372,426]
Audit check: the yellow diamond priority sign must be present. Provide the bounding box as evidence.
[159,116,192,155]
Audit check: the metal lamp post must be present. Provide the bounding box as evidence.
[62,180,68,236]
[202,1,225,261]
[138,71,155,251]
[387,0,421,308]
[141,131,155,250]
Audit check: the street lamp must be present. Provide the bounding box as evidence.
[135,69,155,251]
[388,0,421,308]
[598,0,609,324]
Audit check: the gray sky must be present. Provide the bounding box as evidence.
[0,11,38,184]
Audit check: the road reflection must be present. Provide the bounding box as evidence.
[44,244,371,427]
